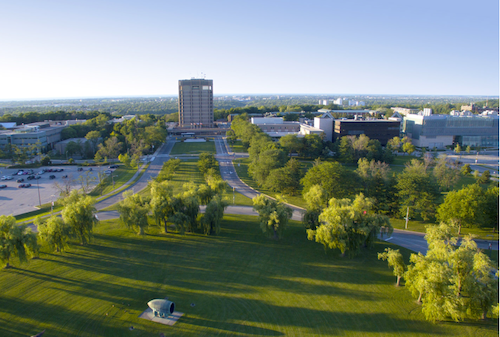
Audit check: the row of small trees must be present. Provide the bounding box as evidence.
[117,155,228,236]
[0,191,99,268]
[378,223,498,322]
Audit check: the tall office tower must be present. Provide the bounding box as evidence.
[178,79,214,128]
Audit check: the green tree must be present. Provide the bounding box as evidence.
[201,195,228,235]
[454,143,462,155]
[0,215,38,268]
[460,163,472,176]
[85,130,101,154]
[248,148,287,186]
[61,190,98,245]
[477,170,491,184]
[302,184,328,230]
[117,191,150,235]
[264,158,303,195]
[433,155,460,191]
[35,215,72,253]
[307,194,392,257]
[197,153,219,177]
[402,142,416,156]
[279,134,302,157]
[150,180,174,233]
[378,248,406,286]
[252,195,293,240]
[301,161,359,200]
[405,223,498,322]
[396,159,440,221]
[437,184,487,234]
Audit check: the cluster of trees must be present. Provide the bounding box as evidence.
[379,223,498,322]
[301,156,498,232]
[229,114,333,195]
[333,134,394,163]
[0,190,99,268]
[117,156,228,236]
[307,193,392,257]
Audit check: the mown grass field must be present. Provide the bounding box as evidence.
[229,140,247,153]
[170,141,216,155]
[1,216,497,337]
[135,159,253,207]
[89,166,139,197]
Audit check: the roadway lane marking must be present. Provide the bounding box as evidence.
[385,237,393,241]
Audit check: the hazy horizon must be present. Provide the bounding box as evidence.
[1,1,498,100]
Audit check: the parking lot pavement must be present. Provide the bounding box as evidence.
[0,166,102,216]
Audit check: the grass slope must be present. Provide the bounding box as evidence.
[1,216,497,336]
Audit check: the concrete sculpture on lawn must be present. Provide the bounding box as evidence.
[147,299,175,318]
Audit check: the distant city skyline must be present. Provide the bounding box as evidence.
[0,0,498,100]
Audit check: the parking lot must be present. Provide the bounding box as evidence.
[0,166,103,216]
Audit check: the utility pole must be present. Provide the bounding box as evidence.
[405,206,410,229]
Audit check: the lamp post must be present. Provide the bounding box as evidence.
[36,178,41,207]
[51,195,55,213]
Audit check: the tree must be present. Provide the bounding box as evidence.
[264,158,303,195]
[41,155,51,166]
[396,159,440,221]
[454,143,462,155]
[307,194,392,257]
[477,170,491,184]
[405,223,498,322]
[117,191,150,235]
[302,184,328,230]
[386,136,402,153]
[248,148,287,186]
[301,161,359,200]
[61,190,98,245]
[252,195,293,240]
[201,195,228,235]
[35,215,71,253]
[85,130,101,154]
[149,180,174,233]
[460,163,472,176]
[378,248,406,286]
[95,136,122,161]
[402,142,415,156]
[0,215,38,268]
[197,153,219,177]
[433,155,460,191]
[437,184,487,234]
[279,134,302,157]
[483,186,499,231]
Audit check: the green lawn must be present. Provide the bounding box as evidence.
[135,159,253,207]
[89,166,139,197]
[170,141,216,155]
[1,216,497,336]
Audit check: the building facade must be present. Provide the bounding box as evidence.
[178,79,214,128]
[402,113,499,148]
[333,120,401,146]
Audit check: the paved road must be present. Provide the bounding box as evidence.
[95,139,176,210]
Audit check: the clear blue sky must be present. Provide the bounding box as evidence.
[0,0,498,99]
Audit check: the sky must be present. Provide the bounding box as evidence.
[0,0,498,100]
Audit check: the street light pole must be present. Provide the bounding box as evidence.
[36,178,41,207]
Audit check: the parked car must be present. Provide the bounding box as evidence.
[26,175,35,180]
[77,167,83,171]
[18,184,25,188]
[16,178,24,183]
[37,170,44,175]
[34,175,41,179]
[104,170,112,174]
[62,175,68,178]
[45,168,53,172]
[1,176,13,180]
[57,168,64,172]
[49,175,56,179]
[109,165,119,169]
[0,184,7,189]
[25,183,32,188]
